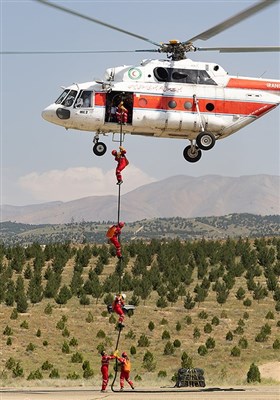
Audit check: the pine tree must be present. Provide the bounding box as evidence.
[247,363,261,383]
[15,276,28,313]
[184,292,195,310]
[28,271,43,304]
[56,285,72,305]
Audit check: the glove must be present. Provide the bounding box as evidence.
[119,146,125,151]
[114,350,119,357]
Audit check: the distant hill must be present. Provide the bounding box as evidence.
[1,214,279,246]
[1,174,279,224]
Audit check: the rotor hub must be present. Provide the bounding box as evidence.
[160,40,196,60]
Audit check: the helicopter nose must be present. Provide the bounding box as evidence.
[41,105,56,123]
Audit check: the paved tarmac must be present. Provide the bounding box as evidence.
[0,386,279,400]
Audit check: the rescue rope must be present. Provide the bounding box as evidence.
[110,326,122,392]
[110,122,125,392]
[116,125,124,294]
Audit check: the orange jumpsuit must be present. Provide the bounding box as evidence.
[117,356,134,390]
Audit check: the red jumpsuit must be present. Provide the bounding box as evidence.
[116,102,128,124]
[113,148,129,184]
[101,353,115,391]
[117,356,134,390]
[109,225,123,258]
[112,295,125,324]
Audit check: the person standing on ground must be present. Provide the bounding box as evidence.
[100,350,115,392]
[116,351,134,391]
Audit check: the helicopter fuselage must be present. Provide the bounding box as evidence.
[42,58,279,162]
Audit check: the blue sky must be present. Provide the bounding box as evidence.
[1,0,279,206]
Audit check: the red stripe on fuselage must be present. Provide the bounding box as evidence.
[227,78,280,92]
[94,92,276,117]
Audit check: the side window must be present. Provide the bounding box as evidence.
[154,67,217,85]
[75,91,92,108]
[198,71,217,85]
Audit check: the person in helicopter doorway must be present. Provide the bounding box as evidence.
[112,293,126,329]
[116,101,128,124]
[112,146,129,185]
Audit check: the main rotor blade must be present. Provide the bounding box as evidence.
[0,49,158,55]
[185,0,278,43]
[196,46,280,53]
[34,0,161,48]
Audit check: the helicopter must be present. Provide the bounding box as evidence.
[35,0,280,163]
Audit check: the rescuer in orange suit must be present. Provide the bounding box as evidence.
[112,146,129,185]
[100,350,115,392]
[116,351,134,391]
[112,293,126,328]
[116,101,128,124]
[106,221,125,259]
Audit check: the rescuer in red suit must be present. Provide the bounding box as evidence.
[116,101,128,124]
[112,146,129,185]
[100,350,115,392]
[112,293,126,328]
[116,351,134,391]
[106,221,125,259]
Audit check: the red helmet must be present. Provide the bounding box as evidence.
[122,352,128,358]
[119,221,125,228]
[112,150,117,156]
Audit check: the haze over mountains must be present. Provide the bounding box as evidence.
[1,175,279,224]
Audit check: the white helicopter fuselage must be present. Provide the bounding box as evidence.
[42,58,279,161]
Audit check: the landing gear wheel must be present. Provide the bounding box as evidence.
[93,142,107,156]
[183,145,202,163]
[196,131,215,151]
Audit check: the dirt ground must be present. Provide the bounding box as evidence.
[259,362,280,382]
[0,386,280,400]
[1,362,279,400]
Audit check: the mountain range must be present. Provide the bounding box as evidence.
[1,174,279,224]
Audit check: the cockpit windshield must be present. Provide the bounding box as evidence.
[55,90,78,107]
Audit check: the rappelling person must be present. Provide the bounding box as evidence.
[116,101,128,125]
[112,146,129,185]
[112,293,126,329]
[115,351,135,391]
[106,221,125,259]
[100,349,116,393]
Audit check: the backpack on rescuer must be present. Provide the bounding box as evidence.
[106,225,116,239]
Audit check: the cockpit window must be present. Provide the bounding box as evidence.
[62,90,77,107]
[154,67,217,85]
[75,90,93,108]
[55,90,69,104]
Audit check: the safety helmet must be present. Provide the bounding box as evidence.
[122,352,128,358]
[112,150,117,156]
[101,350,106,356]
[121,293,126,300]
[119,221,125,228]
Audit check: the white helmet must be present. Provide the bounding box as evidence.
[121,293,126,300]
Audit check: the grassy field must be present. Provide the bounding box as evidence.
[0,243,279,388]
